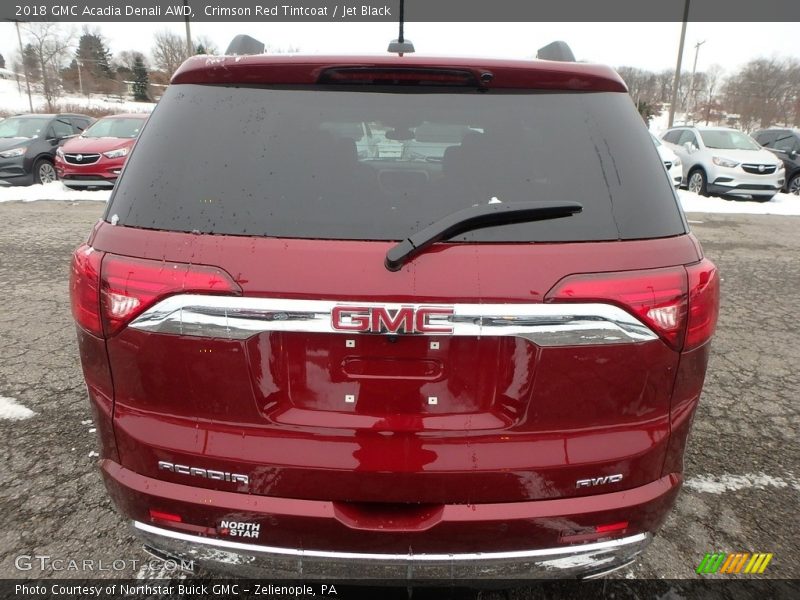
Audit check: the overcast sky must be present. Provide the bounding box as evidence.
[1,21,798,75]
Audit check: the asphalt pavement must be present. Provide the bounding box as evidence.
[0,201,797,595]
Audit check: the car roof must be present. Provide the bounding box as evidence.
[668,125,739,132]
[10,113,54,119]
[757,127,799,134]
[11,113,93,119]
[693,126,739,132]
[96,113,149,120]
[171,54,627,93]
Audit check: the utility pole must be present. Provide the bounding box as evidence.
[668,0,691,128]
[184,0,193,57]
[76,58,83,96]
[687,40,706,122]
[14,20,34,112]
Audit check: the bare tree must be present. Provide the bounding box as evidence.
[23,23,74,111]
[152,30,188,78]
[723,58,800,130]
[699,64,725,125]
[116,49,149,77]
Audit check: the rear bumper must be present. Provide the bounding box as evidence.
[102,461,681,579]
[134,520,651,580]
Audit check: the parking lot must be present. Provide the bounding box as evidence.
[0,201,798,589]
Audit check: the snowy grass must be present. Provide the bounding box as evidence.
[0,79,155,115]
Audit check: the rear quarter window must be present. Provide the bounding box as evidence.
[107,84,686,242]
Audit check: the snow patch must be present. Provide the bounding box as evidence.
[678,189,800,215]
[0,182,110,203]
[0,396,36,420]
[685,473,800,493]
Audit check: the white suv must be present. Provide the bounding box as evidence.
[651,133,682,187]
[661,126,785,201]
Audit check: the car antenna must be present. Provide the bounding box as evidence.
[387,0,415,55]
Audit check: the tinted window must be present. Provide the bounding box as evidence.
[70,117,92,133]
[108,84,685,242]
[676,130,698,147]
[50,118,73,138]
[662,130,681,144]
[773,132,799,153]
[754,130,779,147]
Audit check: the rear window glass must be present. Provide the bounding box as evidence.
[107,84,685,242]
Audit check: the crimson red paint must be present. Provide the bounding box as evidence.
[70,52,717,580]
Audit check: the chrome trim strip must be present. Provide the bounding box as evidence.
[134,521,648,562]
[129,296,658,346]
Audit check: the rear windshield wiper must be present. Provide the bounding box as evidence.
[385,200,583,271]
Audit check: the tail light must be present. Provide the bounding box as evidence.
[685,259,719,351]
[69,245,241,338]
[70,244,104,337]
[546,266,689,350]
[546,262,719,351]
[100,254,241,336]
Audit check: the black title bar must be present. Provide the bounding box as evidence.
[3,0,800,22]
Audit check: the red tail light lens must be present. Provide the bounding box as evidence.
[69,244,104,337]
[685,259,719,351]
[149,509,182,523]
[545,267,689,350]
[100,254,241,336]
[595,520,629,533]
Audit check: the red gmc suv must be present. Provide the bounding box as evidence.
[70,49,719,580]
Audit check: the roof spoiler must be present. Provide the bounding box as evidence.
[225,34,265,56]
[536,41,576,62]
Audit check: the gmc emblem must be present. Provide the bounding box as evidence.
[332,306,454,334]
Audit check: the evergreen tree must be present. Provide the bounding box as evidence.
[76,30,113,80]
[132,55,150,102]
[23,44,41,81]
[636,100,658,126]
[0,53,5,69]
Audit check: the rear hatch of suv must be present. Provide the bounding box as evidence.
[75,58,717,550]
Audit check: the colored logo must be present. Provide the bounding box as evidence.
[332,305,454,334]
[696,552,773,574]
